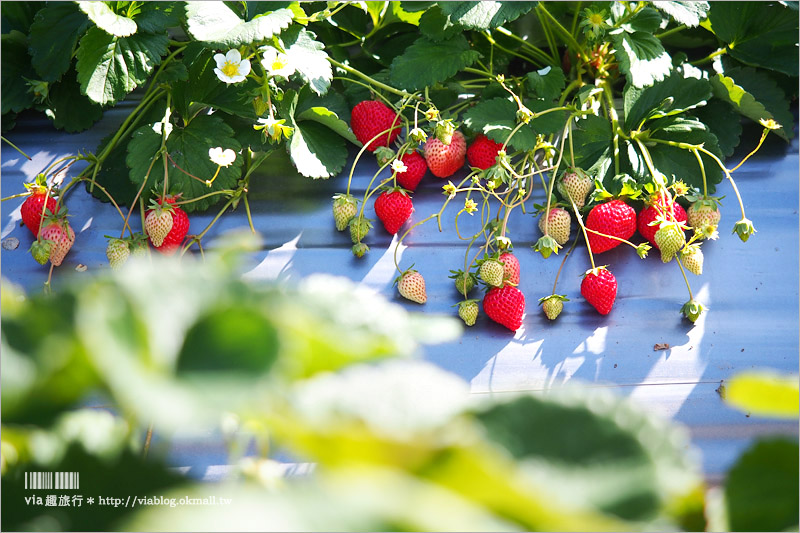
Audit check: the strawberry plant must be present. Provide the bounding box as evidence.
[1,1,797,324]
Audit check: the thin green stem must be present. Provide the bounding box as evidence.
[655,24,688,39]
[329,58,420,100]
[1,136,31,160]
[553,236,580,294]
[691,148,709,198]
[676,255,694,300]
[243,193,256,234]
[690,47,727,66]
[730,129,769,173]
[570,198,595,270]
[537,3,584,55]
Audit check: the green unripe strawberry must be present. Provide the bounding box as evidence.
[539,294,569,320]
[479,259,505,287]
[349,217,372,243]
[538,207,571,245]
[687,200,721,233]
[30,239,51,265]
[333,193,358,232]
[654,221,686,263]
[556,167,593,208]
[396,269,427,304]
[450,269,477,295]
[458,299,479,326]
[351,242,369,258]
[130,233,149,257]
[106,238,131,269]
[681,245,704,275]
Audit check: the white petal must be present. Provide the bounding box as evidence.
[262,47,278,63]
[213,54,227,69]
[238,59,251,77]
[230,74,246,83]
[225,49,242,63]
[214,68,233,84]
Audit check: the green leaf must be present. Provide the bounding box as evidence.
[1,31,35,114]
[462,97,536,152]
[724,438,799,532]
[127,115,243,212]
[28,2,91,82]
[185,1,293,48]
[610,30,673,88]
[280,26,332,96]
[438,1,537,30]
[570,114,613,172]
[419,5,461,42]
[623,69,711,131]
[646,123,723,191]
[288,120,347,179]
[472,389,701,521]
[388,1,424,25]
[177,305,279,375]
[705,2,798,77]
[652,1,709,27]
[724,370,800,418]
[78,1,137,37]
[710,68,793,140]
[525,65,566,102]
[132,1,181,34]
[76,27,168,106]
[1,1,41,34]
[389,35,480,91]
[157,60,189,83]
[623,6,663,33]
[691,98,742,157]
[297,107,358,145]
[46,66,104,133]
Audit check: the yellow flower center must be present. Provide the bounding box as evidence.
[271,57,289,72]
[589,13,604,26]
[221,61,240,77]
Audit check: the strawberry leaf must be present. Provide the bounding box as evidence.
[280,26,332,96]
[184,1,293,48]
[472,390,701,521]
[1,1,40,34]
[610,29,673,88]
[525,65,566,102]
[690,98,742,157]
[623,69,711,131]
[389,35,480,91]
[75,27,168,106]
[704,2,799,77]
[45,65,104,133]
[127,115,243,212]
[710,67,794,140]
[0,31,35,114]
[77,1,137,37]
[438,1,537,31]
[28,2,90,82]
[724,439,799,533]
[652,1,709,27]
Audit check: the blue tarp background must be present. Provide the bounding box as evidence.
[2,101,798,481]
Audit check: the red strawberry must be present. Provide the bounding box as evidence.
[467,134,503,170]
[498,252,520,286]
[146,197,189,256]
[424,130,466,178]
[637,193,687,248]
[38,210,75,267]
[581,267,617,315]
[396,269,427,304]
[395,151,428,191]
[21,188,58,236]
[483,285,525,331]
[351,100,401,152]
[585,200,637,254]
[374,188,413,235]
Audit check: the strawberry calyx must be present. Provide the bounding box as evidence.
[538,294,570,304]
[393,265,418,287]
[582,265,610,279]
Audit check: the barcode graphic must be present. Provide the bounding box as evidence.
[25,472,79,490]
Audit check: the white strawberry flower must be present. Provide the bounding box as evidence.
[391,159,408,174]
[261,47,295,78]
[213,49,251,84]
[208,147,236,167]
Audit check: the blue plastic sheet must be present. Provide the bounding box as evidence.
[2,101,798,480]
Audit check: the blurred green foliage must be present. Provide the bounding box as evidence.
[1,249,797,531]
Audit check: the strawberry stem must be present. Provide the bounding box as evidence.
[691,148,709,199]
[553,236,580,294]
[730,127,770,173]
[1,135,31,160]
[675,254,695,301]
[570,198,596,270]
[328,58,421,101]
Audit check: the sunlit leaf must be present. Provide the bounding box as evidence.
[185,1,293,48]
[724,370,799,418]
[389,35,480,90]
[78,1,137,37]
